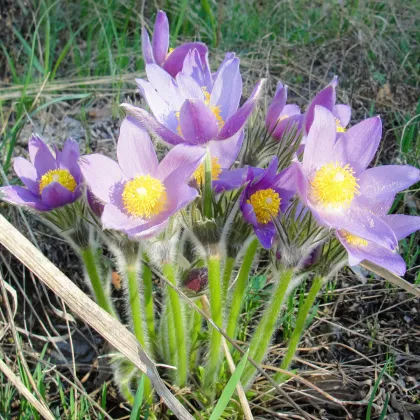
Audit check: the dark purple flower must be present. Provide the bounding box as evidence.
[304,76,351,134]
[142,10,208,77]
[296,106,420,254]
[79,118,205,238]
[266,81,303,140]
[240,157,297,249]
[0,135,82,211]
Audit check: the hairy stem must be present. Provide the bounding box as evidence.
[274,275,324,383]
[203,255,223,391]
[226,238,259,345]
[189,299,203,369]
[221,256,235,302]
[142,258,156,346]
[162,263,188,387]
[80,247,114,316]
[242,268,294,387]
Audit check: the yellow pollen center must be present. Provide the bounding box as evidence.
[340,230,368,247]
[193,156,222,185]
[335,118,346,133]
[311,162,359,209]
[39,169,77,194]
[176,87,224,136]
[247,188,281,224]
[122,175,167,218]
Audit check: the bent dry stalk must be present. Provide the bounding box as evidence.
[274,275,324,383]
[242,268,294,387]
[226,238,259,346]
[162,263,188,387]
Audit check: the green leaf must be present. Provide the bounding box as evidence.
[209,350,249,420]
[366,359,390,420]
[129,375,145,420]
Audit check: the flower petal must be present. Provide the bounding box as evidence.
[57,139,81,182]
[28,134,57,177]
[152,10,169,66]
[302,106,337,171]
[117,117,158,179]
[213,168,248,193]
[304,76,337,133]
[355,165,420,208]
[158,143,205,182]
[208,130,244,168]
[176,72,205,101]
[0,185,48,210]
[254,225,276,249]
[210,56,242,121]
[182,49,212,92]
[333,104,351,127]
[121,103,184,145]
[163,42,208,77]
[337,231,406,276]
[179,99,219,145]
[383,214,420,241]
[266,82,287,131]
[272,114,304,141]
[79,154,125,203]
[13,157,39,194]
[141,27,155,65]
[332,116,382,173]
[217,79,265,140]
[41,182,75,209]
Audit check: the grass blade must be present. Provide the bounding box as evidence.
[366,358,390,420]
[209,350,249,420]
[129,376,145,420]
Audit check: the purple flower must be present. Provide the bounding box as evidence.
[142,10,208,77]
[296,106,420,253]
[79,118,205,238]
[266,81,303,140]
[121,55,264,173]
[240,157,297,249]
[304,76,351,134]
[0,135,82,211]
[337,212,420,276]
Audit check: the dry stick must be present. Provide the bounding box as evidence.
[201,296,253,420]
[0,358,55,420]
[361,260,420,298]
[0,214,194,420]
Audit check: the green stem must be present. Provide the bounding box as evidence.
[203,148,213,219]
[189,299,203,369]
[274,276,324,383]
[242,268,294,387]
[142,258,156,346]
[80,247,114,316]
[221,256,235,302]
[226,238,259,344]
[125,262,152,400]
[162,263,188,387]
[166,299,177,365]
[203,255,223,390]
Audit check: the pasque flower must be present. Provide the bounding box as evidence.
[142,10,208,77]
[266,81,303,140]
[304,76,351,134]
[121,54,264,178]
[79,117,205,238]
[240,157,297,249]
[296,106,420,253]
[0,135,82,211]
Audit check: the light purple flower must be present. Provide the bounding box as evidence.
[240,157,297,249]
[304,76,351,134]
[142,10,208,77]
[0,135,82,211]
[79,117,205,238]
[296,106,420,253]
[266,81,303,140]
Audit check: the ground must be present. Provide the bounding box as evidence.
[0,0,419,419]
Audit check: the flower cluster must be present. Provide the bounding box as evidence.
[2,9,419,405]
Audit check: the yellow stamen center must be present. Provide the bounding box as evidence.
[122,175,167,218]
[311,162,359,209]
[335,118,346,133]
[39,169,77,194]
[340,230,368,247]
[176,87,224,136]
[247,188,281,224]
[193,156,222,185]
